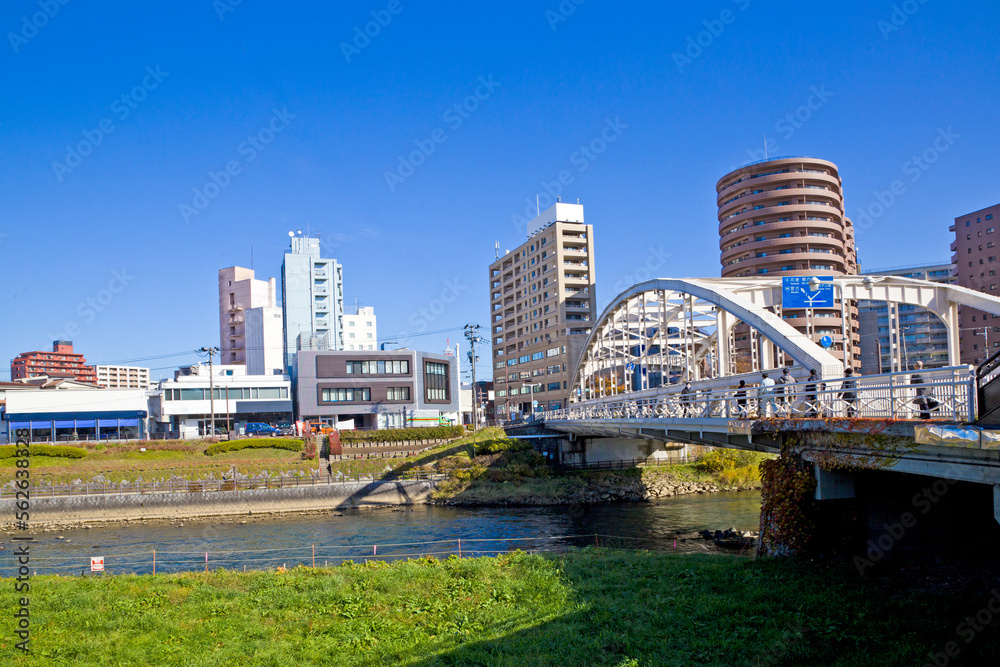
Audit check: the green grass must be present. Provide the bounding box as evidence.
[3,550,996,666]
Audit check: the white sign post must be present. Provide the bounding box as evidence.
[91,556,104,572]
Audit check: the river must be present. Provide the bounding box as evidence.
[12,491,762,576]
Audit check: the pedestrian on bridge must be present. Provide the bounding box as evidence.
[840,368,859,418]
[680,381,694,417]
[777,368,795,414]
[735,380,749,417]
[805,369,820,417]
[910,361,939,419]
[759,373,777,417]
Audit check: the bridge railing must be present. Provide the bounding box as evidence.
[548,367,976,423]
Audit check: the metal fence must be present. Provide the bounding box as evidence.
[546,367,976,423]
[20,533,687,577]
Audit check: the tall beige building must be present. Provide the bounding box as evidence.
[489,203,596,418]
[950,202,1000,365]
[218,267,279,368]
[717,157,859,367]
[92,364,151,389]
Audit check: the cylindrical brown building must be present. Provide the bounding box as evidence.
[717,157,859,368]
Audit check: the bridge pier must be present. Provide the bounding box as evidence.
[814,468,856,501]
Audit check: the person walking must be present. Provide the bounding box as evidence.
[840,368,859,418]
[735,380,748,417]
[777,368,795,415]
[805,369,820,417]
[910,361,938,419]
[679,381,694,417]
[759,373,776,417]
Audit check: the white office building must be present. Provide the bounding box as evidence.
[92,365,151,389]
[151,364,293,439]
[343,306,377,351]
[281,234,345,371]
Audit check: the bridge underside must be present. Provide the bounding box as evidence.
[544,418,1000,487]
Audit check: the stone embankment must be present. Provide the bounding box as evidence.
[574,477,721,503]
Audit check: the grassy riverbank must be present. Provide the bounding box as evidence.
[4,549,997,666]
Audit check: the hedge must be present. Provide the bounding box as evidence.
[205,438,304,456]
[0,444,87,459]
[339,426,465,444]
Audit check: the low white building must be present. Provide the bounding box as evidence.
[150,364,292,439]
[3,386,149,442]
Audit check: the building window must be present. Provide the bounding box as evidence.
[346,360,409,375]
[321,387,371,402]
[387,387,411,401]
[424,361,449,401]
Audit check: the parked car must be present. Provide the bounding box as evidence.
[244,422,279,437]
[276,423,295,436]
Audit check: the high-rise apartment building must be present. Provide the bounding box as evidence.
[489,202,596,419]
[281,234,345,371]
[218,267,278,367]
[950,203,1000,365]
[858,262,955,375]
[717,157,859,367]
[11,341,99,384]
[92,364,151,389]
[343,306,377,351]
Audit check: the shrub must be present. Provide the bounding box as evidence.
[696,449,770,473]
[716,464,762,488]
[474,438,532,456]
[339,426,465,444]
[0,444,87,459]
[204,438,304,456]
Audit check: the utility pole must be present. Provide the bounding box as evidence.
[464,324,484,429]
[199,346,219,438]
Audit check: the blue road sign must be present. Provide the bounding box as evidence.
[625,362,636,371]
[782,276,834,309]
[819,335,834,348]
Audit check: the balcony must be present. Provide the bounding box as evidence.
[227,302,244,312]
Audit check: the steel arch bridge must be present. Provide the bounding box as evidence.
[568,276,1000,404]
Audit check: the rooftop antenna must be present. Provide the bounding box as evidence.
[764,132,768,160]
[536,194,540,216]
[495,241,500,261]
[250,244,254,271]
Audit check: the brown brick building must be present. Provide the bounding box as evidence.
[10,341,98,385]
[951,203,1000,365]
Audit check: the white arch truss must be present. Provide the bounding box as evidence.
[569,276,1000,403]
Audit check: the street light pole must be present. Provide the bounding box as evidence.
[464,324,484,429]
[199,346,219,438]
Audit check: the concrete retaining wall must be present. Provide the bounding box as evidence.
[1,480,438,523]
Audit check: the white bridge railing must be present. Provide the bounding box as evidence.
[546,367,977,423]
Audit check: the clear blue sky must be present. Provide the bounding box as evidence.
[2,0,998,381]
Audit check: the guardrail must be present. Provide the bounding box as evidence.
[0,471,444,500]
[546,367,976,423]
[553,455,693,471]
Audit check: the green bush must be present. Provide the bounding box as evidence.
[717,464,762,488]
[696,449,770,473]
[339,426,465,444]
[0,444,87,459]
[474,438,532,456]
[204,438,304,456]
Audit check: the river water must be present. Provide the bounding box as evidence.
[12,492,761,576]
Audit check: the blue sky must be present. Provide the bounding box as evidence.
[1,0,998,381]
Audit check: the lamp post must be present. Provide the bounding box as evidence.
[198,346,219,438]
[525,382,542,421]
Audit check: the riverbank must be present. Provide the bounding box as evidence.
[5,548,998,665]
